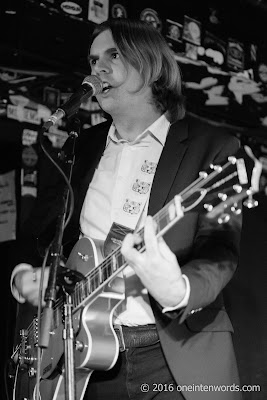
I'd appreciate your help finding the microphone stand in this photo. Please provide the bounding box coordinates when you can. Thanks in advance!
[39,118,81,400]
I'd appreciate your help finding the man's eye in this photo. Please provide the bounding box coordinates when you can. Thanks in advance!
[111,52,119,59]
[89,59,97,66]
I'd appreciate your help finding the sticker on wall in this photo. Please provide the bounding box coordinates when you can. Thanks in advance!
[44,126,69,148]
[88,0,109,24]
[198,31,226,67]
[22,129,38,147]
[140,8,162,31]
[21,170,38,198]
[185,42,198,61]
[22,146,38,168]
[7,104,41,125]
[226,39,245,71]
[60,1,83,16]
[165,19,184,54]
[257,62,267,84]
[250,44,257,64]
[166,19,183,43]
[43,86,61,108]
[0,170,16,242]
[182,15,201,46]
[111,3,127,18]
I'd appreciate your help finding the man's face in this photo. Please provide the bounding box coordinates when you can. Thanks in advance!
[89,29,148,117]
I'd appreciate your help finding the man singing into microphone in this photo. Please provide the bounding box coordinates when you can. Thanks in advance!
[11,19,242,400]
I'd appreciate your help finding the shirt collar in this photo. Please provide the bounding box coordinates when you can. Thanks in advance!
[107,114,170,147]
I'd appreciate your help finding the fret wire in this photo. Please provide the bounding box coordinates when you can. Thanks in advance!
[71,163,233,304]
[71,200,182,303]
[84,279,89,298]
[79,283,84,302]
[15,199,190,351]
[53,308,57,329]
[74,290,78,307]
[71,291,75,308]
[78,284,82,304]
[80,281,84,301]
[83,281,86,299]
[19,164,233,352]
[75,287,79,305]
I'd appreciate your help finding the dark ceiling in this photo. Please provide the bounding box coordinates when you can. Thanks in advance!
[1,0,267,116]
[1,0,267,75]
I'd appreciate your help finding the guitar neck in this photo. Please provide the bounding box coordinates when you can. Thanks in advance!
[71,155,242,311]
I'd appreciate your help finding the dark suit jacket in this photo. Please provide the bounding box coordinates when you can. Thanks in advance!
[16,115,243,400]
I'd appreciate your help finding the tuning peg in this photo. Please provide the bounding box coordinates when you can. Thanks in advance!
[243,188,258,209]
[199,171,208,178]
[231,203,242,215]
[210,164,222,172]
[204,203,213,212]
[19,329,28,337]
[218,192,227,201]
[233,184,243,194]
[28,367,37,377]
[218,213,230,224]
[228,156,237,164]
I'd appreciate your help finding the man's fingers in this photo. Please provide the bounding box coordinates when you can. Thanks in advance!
[144,216,159,255]
[158,237,177,262]
[121,233,143,266]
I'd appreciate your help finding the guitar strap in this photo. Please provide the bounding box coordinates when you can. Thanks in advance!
[103,156,161,257]
[104,221,133,257]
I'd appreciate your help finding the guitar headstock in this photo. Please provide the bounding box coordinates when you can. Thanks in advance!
[181,145,263,223]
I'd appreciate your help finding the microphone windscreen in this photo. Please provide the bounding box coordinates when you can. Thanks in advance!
[82,75,103,95]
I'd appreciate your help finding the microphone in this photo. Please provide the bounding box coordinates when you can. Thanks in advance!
[42,75,103,130]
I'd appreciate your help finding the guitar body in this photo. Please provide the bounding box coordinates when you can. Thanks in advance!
[13,237,125,400]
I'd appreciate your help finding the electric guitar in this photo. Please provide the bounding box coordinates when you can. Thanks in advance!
[11,146,262,400]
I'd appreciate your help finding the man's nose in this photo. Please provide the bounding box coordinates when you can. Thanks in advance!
[94,59,111,74]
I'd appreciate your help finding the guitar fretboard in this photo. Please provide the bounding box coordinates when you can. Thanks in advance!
[70,157,236,310]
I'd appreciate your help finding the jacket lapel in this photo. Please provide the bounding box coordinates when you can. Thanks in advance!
[75,123,110,218]
[63,122,110,245]
[148,118,189,216]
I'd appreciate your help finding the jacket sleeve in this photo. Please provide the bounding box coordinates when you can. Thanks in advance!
[159,134,244,322]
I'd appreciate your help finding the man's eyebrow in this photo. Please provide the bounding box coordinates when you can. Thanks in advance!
[88,47,118,60]
[88,55,98,61]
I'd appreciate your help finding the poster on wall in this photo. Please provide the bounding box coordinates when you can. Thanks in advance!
[0,170,16,243]
[226,39,245,71]
[182,15,201,46]
[21,129,39,198]
[165,19,184,54]
[111,3,127,18]
[140,8,162,31]
[166,19,183,43]
[198,31,226,68]
[88,0,109,24]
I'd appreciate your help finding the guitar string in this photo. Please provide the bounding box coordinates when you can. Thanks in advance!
[44,159,235,317]
[72,159,237,306]
[17,170,203,346]
[19,159,236,348]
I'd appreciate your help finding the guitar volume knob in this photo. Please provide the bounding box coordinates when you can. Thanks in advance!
[77,252,89,262]
[28,367,37,377]
[218,213,230,224]
[243,189,258,208]
[75,340,84,352]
